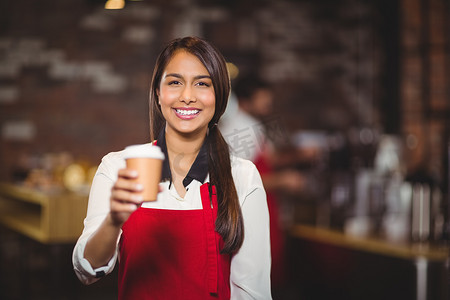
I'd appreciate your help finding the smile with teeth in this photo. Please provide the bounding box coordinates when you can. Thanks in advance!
[175,108,200,116]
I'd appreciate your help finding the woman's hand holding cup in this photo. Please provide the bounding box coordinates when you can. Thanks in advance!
[109,144,165,227]
[109,168,144,227]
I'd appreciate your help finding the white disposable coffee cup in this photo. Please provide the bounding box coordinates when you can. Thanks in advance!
[123,144,165,201]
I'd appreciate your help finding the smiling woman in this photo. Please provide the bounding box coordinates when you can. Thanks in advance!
[72,36,272,300]
[158,50,216,137]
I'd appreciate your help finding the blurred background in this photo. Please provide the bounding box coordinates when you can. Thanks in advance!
[0,0,449,299]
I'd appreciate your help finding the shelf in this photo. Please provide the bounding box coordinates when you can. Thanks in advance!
[0,183,88,244]
[0,213,43,241]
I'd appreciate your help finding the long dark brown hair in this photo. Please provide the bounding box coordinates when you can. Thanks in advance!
[148,36,244,254]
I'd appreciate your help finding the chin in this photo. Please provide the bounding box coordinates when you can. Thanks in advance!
[174,125,208,137]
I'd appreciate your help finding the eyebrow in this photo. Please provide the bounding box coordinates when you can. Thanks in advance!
[164,73,211,80]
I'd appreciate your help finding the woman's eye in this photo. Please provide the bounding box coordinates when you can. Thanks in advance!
[168,80,181,85]
[196,81,210,87]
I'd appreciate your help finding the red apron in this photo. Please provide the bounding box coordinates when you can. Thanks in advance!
[254,150,285,289]
[118,183,231,300]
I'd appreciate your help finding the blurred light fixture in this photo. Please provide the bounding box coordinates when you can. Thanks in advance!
[105,0,125,9]
[226,62,239,80]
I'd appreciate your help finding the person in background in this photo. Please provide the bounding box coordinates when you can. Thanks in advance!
[220,75,306,294]
[73,37,272,299]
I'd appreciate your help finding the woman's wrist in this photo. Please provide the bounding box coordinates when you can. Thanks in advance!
[105,212,124,230]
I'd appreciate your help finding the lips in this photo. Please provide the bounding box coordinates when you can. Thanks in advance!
[173,108,201,119]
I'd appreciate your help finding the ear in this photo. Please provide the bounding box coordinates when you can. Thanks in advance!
[156,89,161,105]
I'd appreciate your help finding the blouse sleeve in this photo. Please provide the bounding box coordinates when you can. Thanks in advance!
[72,152,124,285]
[230,159,272,299]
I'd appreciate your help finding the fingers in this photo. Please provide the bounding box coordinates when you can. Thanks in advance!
[111,188,143,205]
[111,168,144,206]
[114,178,143,195]
[109,169,144,226]
[112,169,165,206]
[110,196,140,213]
[117,168,139,180]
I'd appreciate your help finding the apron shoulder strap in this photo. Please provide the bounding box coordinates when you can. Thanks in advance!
[200,183,219,294]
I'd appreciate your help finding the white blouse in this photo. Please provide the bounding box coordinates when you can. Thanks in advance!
[72,149,272,299]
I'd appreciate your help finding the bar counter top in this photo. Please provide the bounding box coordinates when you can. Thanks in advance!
[290,224,449,261]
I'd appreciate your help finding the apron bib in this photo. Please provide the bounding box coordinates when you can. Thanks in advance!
[118,183,231,300]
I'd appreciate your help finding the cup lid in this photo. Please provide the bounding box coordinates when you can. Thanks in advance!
[123,144,165,160]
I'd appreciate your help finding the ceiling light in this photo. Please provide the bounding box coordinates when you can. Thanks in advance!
[105,0,125,9]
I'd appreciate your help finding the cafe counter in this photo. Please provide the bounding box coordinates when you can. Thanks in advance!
[287,224,449,300]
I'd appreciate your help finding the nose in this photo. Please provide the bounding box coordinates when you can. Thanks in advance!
[180,86,196,104]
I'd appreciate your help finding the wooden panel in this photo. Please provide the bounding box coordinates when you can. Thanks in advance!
[0,183,88,244]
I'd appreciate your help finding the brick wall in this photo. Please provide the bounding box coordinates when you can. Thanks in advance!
[0,0,413,183]
[400,0,449,187]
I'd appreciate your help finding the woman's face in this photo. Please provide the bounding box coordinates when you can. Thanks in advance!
[158,50,216,138]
